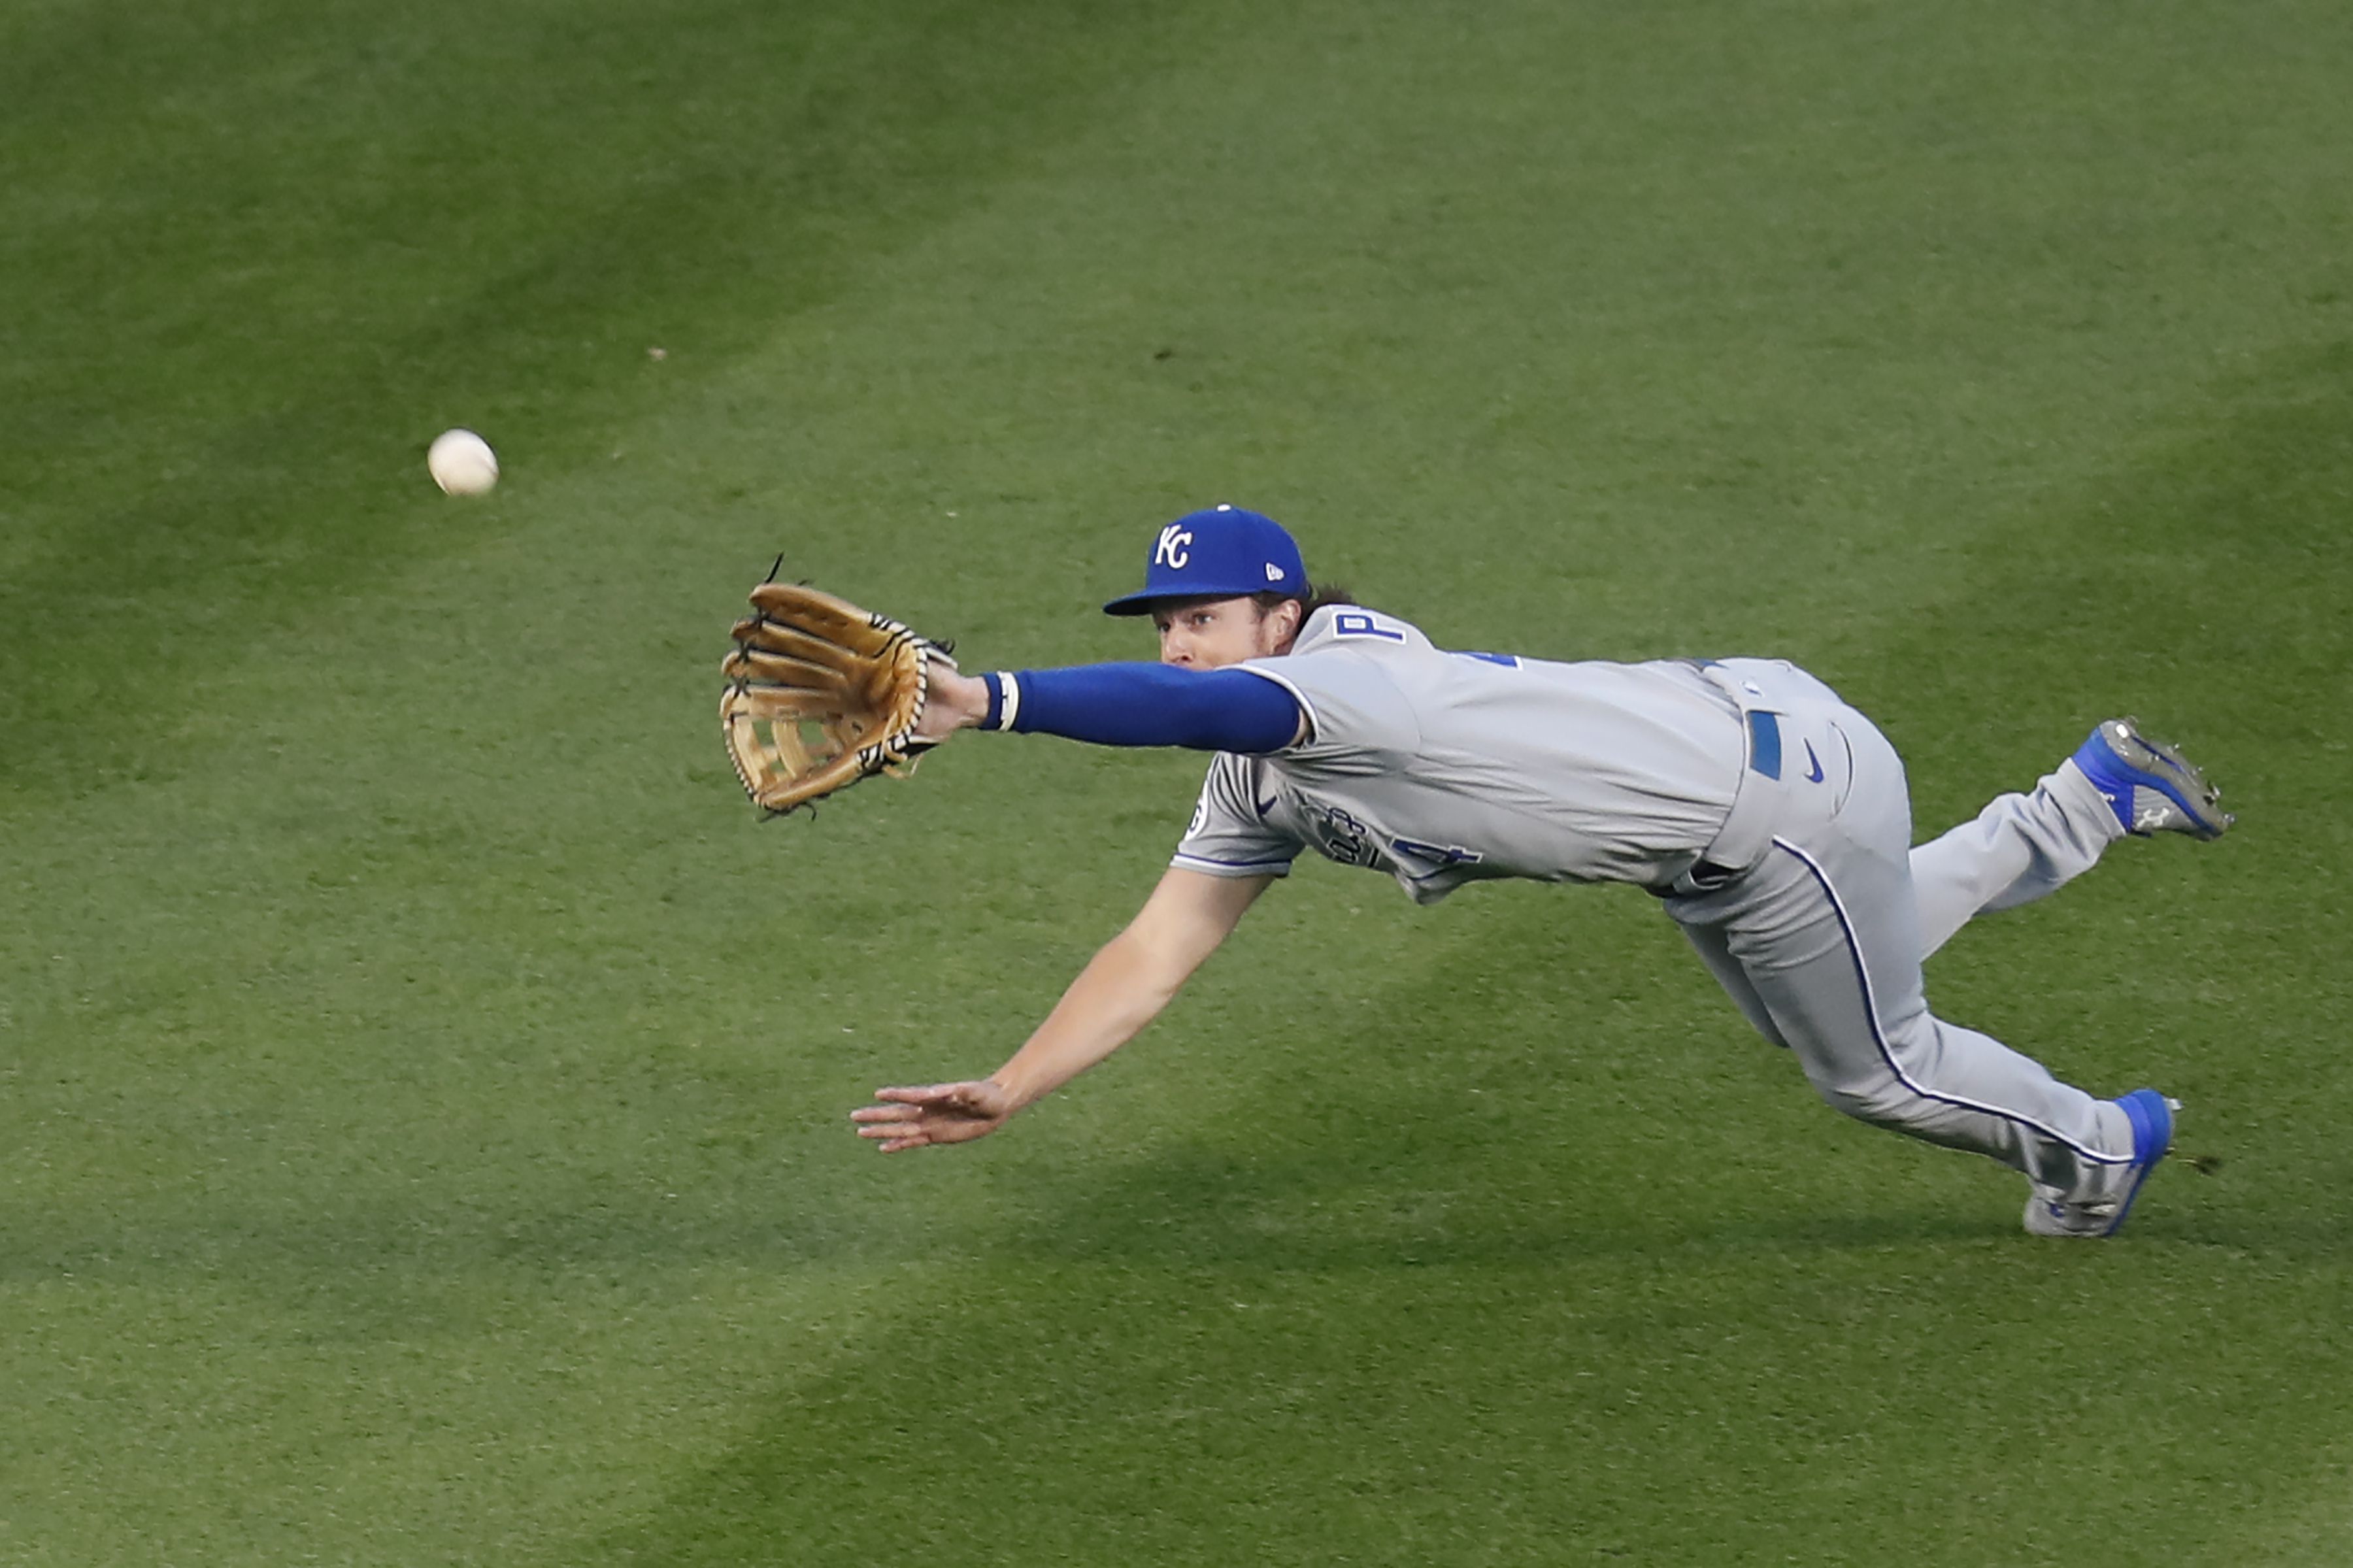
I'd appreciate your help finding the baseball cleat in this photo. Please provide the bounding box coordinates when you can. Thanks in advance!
[2071,718,2233,839]
[2023,1089,2177,1239]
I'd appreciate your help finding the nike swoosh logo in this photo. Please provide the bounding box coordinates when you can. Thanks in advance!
[1255,795,1279,818]
[1803,742,1825,784]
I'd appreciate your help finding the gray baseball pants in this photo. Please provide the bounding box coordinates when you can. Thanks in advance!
[1663,661,2142,1203]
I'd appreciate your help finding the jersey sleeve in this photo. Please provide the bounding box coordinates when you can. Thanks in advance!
[1171,754,1301,878]
[1233,646,1423,772]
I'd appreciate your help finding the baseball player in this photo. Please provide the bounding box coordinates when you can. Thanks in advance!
[851,507,2232,1237]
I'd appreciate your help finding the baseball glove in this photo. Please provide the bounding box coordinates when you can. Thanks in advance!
[720,579,957,816]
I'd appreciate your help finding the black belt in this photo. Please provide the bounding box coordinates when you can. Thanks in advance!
[1648,858,1740,897]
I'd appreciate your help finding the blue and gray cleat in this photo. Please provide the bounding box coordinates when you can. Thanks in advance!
[2024,1089,2177,1239]
[2072,718,2233,839]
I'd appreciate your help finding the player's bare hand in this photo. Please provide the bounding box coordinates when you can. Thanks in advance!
[914,669,990,744]
[851,1080,1018,1152]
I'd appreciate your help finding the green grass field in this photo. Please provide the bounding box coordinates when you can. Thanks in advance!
[6,1,2351,1561]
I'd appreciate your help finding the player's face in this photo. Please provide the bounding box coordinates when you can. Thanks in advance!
[1152,597,1293,669]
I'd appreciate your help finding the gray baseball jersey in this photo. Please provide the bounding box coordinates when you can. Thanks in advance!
[1171,603,2160,1215]
[1172,604,1750,901]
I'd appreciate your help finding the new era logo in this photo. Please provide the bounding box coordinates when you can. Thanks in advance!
[1265,562,1284,581]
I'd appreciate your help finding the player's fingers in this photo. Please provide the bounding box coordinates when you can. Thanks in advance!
[869,1084,956,1105]
[850,1103,920,1124]
[878,1082,1005,1116]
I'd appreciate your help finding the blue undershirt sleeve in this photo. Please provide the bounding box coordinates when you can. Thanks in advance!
[979,664,1301,754]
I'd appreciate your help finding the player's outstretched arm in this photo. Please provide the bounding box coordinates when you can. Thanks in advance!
[915,664,1306,752]
[851,867,1272,1152]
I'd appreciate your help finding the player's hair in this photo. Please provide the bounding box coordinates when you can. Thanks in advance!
[1255,582,1356,622]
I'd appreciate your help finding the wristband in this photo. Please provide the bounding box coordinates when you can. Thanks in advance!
[981,671,1022,732]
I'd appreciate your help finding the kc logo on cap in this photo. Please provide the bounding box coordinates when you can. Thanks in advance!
[1104,505,1309,616]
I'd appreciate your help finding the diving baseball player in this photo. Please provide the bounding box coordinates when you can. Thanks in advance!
[850,507,2232,1237]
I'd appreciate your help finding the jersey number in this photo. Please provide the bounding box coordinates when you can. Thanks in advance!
[1330,612,1406,642]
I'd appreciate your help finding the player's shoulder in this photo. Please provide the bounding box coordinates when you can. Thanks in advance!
[1283,604,1541,679]
[1237,606,1432,755]
[1287,603,1436,656]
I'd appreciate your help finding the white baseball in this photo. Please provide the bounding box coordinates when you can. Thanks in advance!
[427,428,499,495]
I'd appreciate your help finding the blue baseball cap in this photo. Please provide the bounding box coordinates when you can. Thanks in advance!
[1102,505,1309,616]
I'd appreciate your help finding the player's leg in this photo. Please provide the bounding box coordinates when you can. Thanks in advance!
[1677,922,1788,1048]
[1721,829,2142,1198]
[1911,719,2232,958]
[1668,703,2160,1216]
[1908,758,2118,959]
